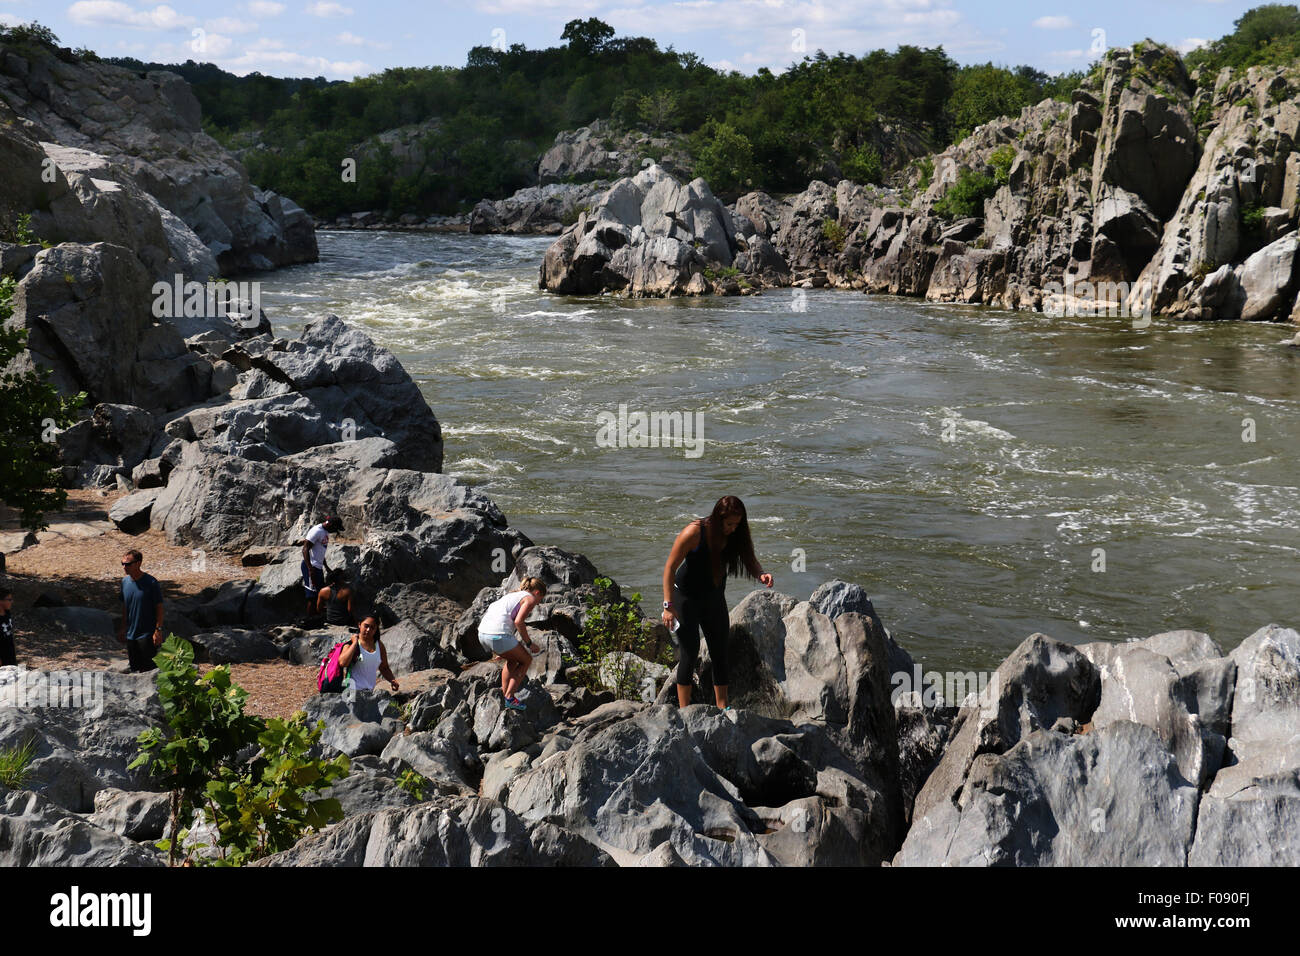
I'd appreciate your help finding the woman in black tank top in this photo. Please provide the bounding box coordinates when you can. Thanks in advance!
[661,495,774,710]
[316,569,355,627]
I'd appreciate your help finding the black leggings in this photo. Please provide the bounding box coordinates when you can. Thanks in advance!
[674,587,728,686]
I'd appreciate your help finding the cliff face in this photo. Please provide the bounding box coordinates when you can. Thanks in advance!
[0,41,316,274]
[771,43,1300,321]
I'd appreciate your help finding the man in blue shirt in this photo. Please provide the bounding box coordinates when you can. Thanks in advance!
[117,549,164,672]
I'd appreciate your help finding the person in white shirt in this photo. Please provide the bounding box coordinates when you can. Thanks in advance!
[339,615,398,692]
[299,516,342,620]
[477,577,546,711]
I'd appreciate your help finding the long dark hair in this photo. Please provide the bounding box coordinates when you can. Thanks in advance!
[702,495,758,582]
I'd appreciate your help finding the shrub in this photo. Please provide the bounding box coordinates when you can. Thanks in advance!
[575,577,672,701]
[1241,201,1265,233]
[988,144,1016,185]
[840,143,883,185]
[916,157,935,191]
[396,768,429,801]
[130,637,349,866]
[0,274,85,531]
[821,218,847,252]
[933,167,997,219]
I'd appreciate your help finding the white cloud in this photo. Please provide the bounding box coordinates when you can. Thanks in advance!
[247,0,286,15]
[305,1,352,16]
[0,12,29,26]
[206,17,257,34]
[68,1,195,30]
[149,36,365,77]
[1033,15,1076,30]
[1178,37,1208,54]
[336,31,390,49]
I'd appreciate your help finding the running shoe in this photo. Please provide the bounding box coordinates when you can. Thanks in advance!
[504,696,527,711]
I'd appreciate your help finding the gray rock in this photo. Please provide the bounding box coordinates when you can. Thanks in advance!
[0,669,163,812]
[908,633,1099,830]
[379,732,478,796]
[0,788,162,865]
[895,721,1199,866]
[190,627,281,665]
[87,787,170,841]
[303,689,401,758]
[109,488,160,534]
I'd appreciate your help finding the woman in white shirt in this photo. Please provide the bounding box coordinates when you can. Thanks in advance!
[339,615,399,692]
[477,577,546,710]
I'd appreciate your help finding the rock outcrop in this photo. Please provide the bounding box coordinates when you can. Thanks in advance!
[0,40,316,272]
[540,164,790,296]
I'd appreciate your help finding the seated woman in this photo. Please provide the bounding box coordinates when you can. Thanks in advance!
[315,569,355,627]
[338,615,398,693]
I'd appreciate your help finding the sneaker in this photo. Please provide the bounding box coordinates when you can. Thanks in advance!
[503,696,527,711]
[513,687,531,701]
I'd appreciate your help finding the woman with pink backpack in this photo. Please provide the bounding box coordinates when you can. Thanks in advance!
[318,615,399,693]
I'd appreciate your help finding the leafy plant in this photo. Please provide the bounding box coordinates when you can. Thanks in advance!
[1241,201,1266,233]
[933,167,998,219]
[821,217,847,252]
[396,768,429,801]
[575,577,671,701]
[916,157,935,191]
[840,142,882,185]
[0,737,38,789]
[988,144,1016,185]
[131,637,349,866]
[0,275,86,532]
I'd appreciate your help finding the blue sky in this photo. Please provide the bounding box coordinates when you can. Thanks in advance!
[0,0,1267,79]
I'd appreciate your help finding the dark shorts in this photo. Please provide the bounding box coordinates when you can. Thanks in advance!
[0,632,15,667]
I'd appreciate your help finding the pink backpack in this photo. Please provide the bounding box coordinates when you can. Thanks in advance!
[317,640,352,693]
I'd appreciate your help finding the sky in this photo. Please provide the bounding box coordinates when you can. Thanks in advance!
[0,0,1270,80]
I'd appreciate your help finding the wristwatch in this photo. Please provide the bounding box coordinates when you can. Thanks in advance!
[662,601,673,610]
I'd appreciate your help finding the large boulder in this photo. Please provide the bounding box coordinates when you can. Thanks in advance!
[0,789,162,865]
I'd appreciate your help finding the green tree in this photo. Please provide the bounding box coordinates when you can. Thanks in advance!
[561,17,615,56]
[0,275,84,532]
[947,63,1034,141]
[638,89,679,132]
[693,120,757,195]
[131,636,349,866]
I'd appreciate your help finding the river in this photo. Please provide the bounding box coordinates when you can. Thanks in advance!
[254,230,1300,673]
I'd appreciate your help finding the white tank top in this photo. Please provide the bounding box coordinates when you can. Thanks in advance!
[351,642,380,690]
[479,591,528,635]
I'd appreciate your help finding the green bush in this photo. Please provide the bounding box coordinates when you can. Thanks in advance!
[1241,201,1266,233]
[0,274,85,531]
[821,217,847,252]
[130,637,350,866]
[576,577,671,701]
[933,167,997,219]
[840,143,883,185]
[988,144,1016,185]
[916,157,935,190]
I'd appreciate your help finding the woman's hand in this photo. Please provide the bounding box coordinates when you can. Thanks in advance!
[661,609,677,630]
[389,678,399,692]
[760,573,774,589]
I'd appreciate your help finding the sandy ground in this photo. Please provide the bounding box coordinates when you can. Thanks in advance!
[1,488,318,718]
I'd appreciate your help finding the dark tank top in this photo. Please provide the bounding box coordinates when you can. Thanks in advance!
[675,519,723,597]
[325,589,351,626]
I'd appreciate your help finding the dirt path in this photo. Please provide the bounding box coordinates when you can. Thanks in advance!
[2,489,317,717]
